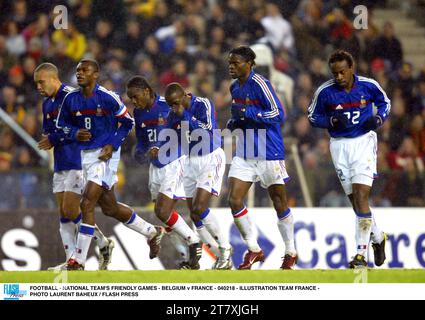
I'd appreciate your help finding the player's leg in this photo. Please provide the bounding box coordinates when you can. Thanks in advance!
[98,187,165,259]
[155,193,202,269]
[187,197,220,258]
[350,132,386,268]
[190,148,232,269]
[50,171,82,270]
[228,177,264,270]
[195,189,233,269]
[268,184,297,270]
[67,181,104,270]
[63,169,115,270]
[52,192,76,269]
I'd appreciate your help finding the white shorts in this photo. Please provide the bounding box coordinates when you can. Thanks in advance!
[81,148,120,190]
[228,156,290,189]
[330,131,378,195]
[149,156,186,201]
[184,148,226,198]
[53,170,84,194]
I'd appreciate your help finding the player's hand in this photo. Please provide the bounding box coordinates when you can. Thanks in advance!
[363,116,382,131]
[148,147,159,160]
[76,129,92,142]
[331,113,350,129]
[231,105,246,119]
[99,144,113,161]
[38,135,53,150]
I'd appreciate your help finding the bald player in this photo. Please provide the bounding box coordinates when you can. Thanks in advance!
[34,63,114,270]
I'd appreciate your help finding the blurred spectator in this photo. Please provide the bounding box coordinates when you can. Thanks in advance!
[94,19,113,51]
[189,59,215,94]
[0,35,18,69]
[159,58,189,90]
[103,56,131,93]
[308,57,328,88]
[5,20,26,57]
[0,128,15,172]
[116,20,143,58]
[21,14,49,53]
[326,8,354,51]
[371,21,403,71]
[260,3,295,52]
[143,35,168,73]
[388,96,410,150]
[388,136,425,171]
[52,22,87,61]
[12,0,30,30]
[251,43,294,110]
[412,78,425,115]
[409,114,425,156]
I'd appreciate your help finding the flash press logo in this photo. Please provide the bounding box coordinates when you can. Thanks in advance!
[3,284,27,300]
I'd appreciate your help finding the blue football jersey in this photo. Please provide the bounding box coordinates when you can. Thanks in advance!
[57,84,134,150]
[230,70,286,160]
[308,75,391,138]
[175,94,221,156]
[134,95,181,168]
[42,84,81,172]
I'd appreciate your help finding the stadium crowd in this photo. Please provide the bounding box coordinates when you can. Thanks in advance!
[0,0,424,209]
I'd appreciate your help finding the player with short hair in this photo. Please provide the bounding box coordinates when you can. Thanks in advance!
[308,49,389,268]
[57,60,164,270]
[164,82,232,270]
[126,76,203,270]
[34,62,114,270]
[227,46,297,270]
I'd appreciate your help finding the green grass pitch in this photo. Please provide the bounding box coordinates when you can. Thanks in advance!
[1,269,424,283]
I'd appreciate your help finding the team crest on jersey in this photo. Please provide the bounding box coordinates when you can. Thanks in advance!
[360,96,367,107]
[96,105,103,116]
[158,114,165,125]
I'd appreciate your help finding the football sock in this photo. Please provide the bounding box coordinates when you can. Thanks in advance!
[93,225,109,249]
[59,217,76,261]
[232,207,261,253]
[74,223,95,265]
[124,212,157,239]
[277,209,297,256]
[166,211,200,245]
[355,212,373,257]
[195,220,220,256]
[371,214,384,244]
[200,208,231,250]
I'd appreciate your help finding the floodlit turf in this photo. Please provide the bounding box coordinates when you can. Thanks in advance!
[1,269,424,283]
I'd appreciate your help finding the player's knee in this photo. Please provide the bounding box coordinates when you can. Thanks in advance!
[228,194,243,211]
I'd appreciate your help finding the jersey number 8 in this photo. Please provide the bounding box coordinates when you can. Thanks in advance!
[84,117,92,129]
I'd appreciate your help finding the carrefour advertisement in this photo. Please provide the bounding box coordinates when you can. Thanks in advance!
[1,208,424,271]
